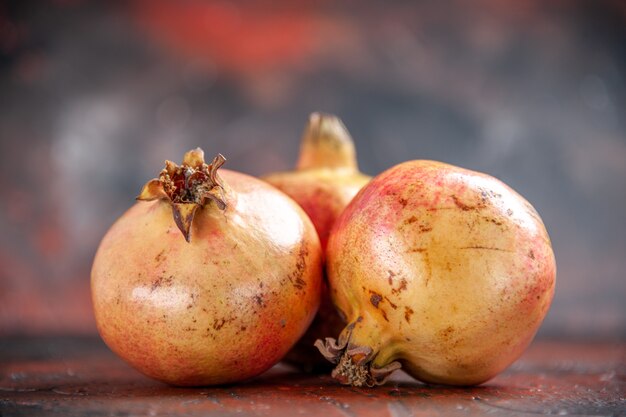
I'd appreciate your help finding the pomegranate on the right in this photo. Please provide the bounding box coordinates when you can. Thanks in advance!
[316,160,556,387]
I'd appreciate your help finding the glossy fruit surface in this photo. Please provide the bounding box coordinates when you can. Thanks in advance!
[264,113,370,371]
[92,149,322,386]
[317,160,556,386]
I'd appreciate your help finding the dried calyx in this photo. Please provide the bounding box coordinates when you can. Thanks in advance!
[315,325,402,387]
[137,148,227,242]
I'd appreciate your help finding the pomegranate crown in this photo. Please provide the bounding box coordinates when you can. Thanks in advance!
[296,112,359,172]
[137,148,227,242]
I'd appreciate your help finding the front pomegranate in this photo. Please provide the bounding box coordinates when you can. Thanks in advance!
[317,160,556,386]
[91,148,322,386]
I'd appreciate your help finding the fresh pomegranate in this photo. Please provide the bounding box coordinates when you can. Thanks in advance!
[316,160,556,386]
[91,148,322,386]
[263,113,370,371]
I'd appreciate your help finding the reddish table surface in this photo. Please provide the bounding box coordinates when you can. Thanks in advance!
[0,337,624,417]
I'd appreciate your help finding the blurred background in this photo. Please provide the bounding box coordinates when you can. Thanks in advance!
[0,0,624,340]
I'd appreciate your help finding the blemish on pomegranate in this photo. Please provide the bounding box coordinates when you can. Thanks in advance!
[289,243,309,290]
[418,224,433,233]
[507,208,514,216]
[212,318,227,331]
[369,292,382,308]
[460,246,511,252]
[399,198,408,207]
[384,296,398,309]
[408,247,426,253]
[405,216,418,224]
[380,309,389,322]
[391,278,408,295]
[529,250,535,260]
[451,195,473,211]
[254,294,265,307]
[441,326,454,338]
[154,249,166,262]
[484,216,503,226]
[404,307,414,323]
[150,275,174,291]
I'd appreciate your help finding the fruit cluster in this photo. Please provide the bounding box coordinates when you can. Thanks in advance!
[91,113,556,387]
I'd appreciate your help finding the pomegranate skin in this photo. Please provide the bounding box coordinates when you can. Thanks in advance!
[263,113,370,372]
[322,160,556,386]
[92,169,322,386]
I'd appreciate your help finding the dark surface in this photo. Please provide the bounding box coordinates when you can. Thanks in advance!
[0,337,624,417]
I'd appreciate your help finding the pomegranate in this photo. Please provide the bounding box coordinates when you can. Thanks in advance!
[316,160,556,386]
[91,148,322,386]
[263,113,370,371]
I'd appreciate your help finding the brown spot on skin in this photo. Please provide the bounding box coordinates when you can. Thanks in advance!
[289,243,309,290]
[460,246,512,252]
[254,295,265,306]
[484,216,503,226]
[150,275,174,291]
[154,249,166,262]
[451,195,472,211]
[423,251,432,286]
[384,297,398,309]
[240,326,247,331]
[380,309,389,322]
[344,316,363,332]
[408,248,426,253]
[399,198,408,207]
[213,318,227,331]
[405,216,418,224]
[294,277,307,290]
[418,224,433,233]
[507,208,514,216]
[441,326,454,340]
[391,278,408,295]
[370,293,382,308]
[529,250,535,260]
[387,270,396,286]
[404,307,414,323]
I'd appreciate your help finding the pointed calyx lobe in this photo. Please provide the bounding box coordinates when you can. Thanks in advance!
[296,112,360,172]
[137,148,227,242]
